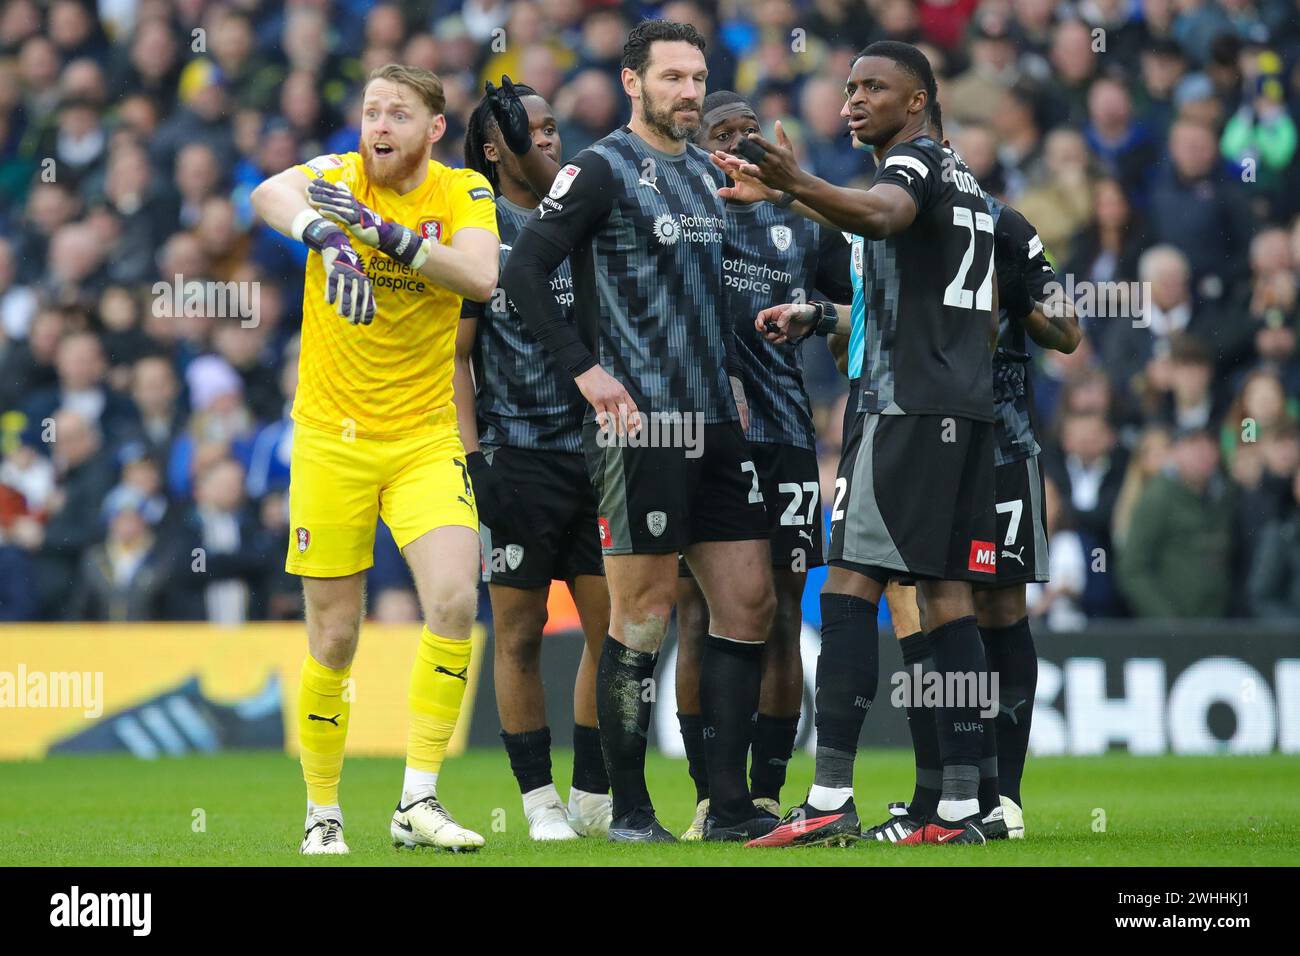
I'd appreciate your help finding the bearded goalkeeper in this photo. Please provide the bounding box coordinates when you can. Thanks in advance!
[251,64,500,855]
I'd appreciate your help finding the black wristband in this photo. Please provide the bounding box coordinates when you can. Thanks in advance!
[812,300,839,336]
[774,191,796,209]
[301,217,345,253]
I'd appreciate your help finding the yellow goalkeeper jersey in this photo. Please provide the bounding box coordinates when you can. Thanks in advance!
[291,151,498,439]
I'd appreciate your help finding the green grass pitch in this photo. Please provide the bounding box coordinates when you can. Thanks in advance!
[2,750,1297,866]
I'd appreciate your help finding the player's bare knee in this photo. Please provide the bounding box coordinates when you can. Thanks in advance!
[496,628,544,672]
[422,584,477,638]
[769,590,804,647]
[304,588,363,667]
[618,606,671,652]
[748,584,778,637]
[676,596,710,646]
[493,601,548,659]
[978,586,1026,629]
[919,580,975,627]
[307,616,360,669]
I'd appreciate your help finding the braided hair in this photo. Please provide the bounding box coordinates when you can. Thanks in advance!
[463,82,541,196]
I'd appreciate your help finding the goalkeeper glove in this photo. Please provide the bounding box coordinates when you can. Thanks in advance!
[484,75,533,157]
[994,229,1035,323]
[306,180,432,270]
[295,213,376,325]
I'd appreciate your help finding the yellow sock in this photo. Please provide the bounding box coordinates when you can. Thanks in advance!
[298,655,352,807]
[407,627,472,774]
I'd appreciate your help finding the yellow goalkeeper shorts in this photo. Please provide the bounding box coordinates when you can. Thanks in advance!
[285,410,478,578]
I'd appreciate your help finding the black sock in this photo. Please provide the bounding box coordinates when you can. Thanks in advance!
[571,723,609,795]
[700,634,763,823]
[898,630,941,819]
[500,726,553,795]
[750,713,799,801]
[677,712,709,802]
[928,615,986,808]
[978,714,999,816]
[595,637,656,819]
[813,592,878,793]
[981,616,1037,806]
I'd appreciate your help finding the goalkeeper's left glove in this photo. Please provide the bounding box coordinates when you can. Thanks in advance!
[485,75,533,156]
[294,213,376,325]
[306,179,432,270]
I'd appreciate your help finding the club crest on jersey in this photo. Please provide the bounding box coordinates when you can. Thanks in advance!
[419,219,442,241]
[549,164,580,199]
[646,511,668,538]
[968,540,996,574]
[769,225,793,252]
[504,544,524,571]
[652,214,680,246]
[701,170,716,193]
[296,527,311,553]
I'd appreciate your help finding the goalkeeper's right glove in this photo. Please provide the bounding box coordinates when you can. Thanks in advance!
[295,212,376,325]
[306,180,432,271]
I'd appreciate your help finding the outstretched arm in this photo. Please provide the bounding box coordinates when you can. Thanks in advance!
[712,121,917,238]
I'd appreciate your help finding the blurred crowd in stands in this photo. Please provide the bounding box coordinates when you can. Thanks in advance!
[1,0,1299,625]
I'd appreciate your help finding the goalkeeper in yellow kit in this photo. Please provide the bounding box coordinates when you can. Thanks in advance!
[251,64,500,855]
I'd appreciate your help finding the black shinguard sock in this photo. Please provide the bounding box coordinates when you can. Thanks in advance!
[928,615,987,806]
[700,634,763,823]
[813,593,878,792]
[981,616,1037,806]
[595,637,656,818]
[897,630,942,819]
[500,727,553,795]
[571,723,609,795]
[978,714,999,816]
[677,713,709,803]
[750,713,800,801]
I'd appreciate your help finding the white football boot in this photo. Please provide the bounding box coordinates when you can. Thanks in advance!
[391,794,485,851]
[680,798,710,841]
[300,812,349,856]
[523,785,580,841]
[1001,795,1025,839]
[567,787,613,838]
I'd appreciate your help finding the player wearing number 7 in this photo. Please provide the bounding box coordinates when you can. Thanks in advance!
[251,64,500,855]
[716,42,1000,847]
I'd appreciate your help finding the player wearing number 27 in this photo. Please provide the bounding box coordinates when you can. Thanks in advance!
[251,64,500,855]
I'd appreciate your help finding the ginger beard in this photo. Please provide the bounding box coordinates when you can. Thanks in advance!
[639,85,701,142]
[360,134,427,189]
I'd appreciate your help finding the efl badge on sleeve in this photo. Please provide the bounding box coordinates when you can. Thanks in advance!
[549,164,581,200]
